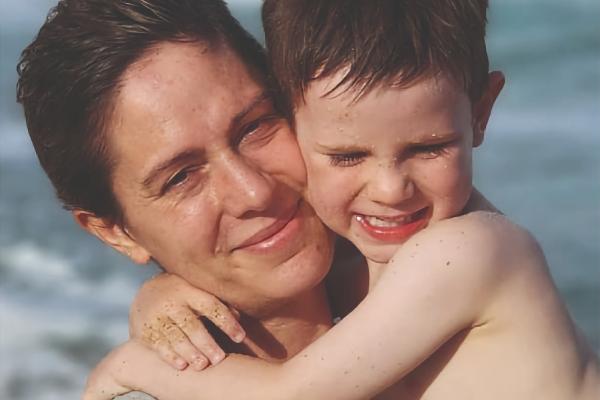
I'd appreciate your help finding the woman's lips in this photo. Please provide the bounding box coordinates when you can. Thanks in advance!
[354,207,429,243]
[234,201,302,253]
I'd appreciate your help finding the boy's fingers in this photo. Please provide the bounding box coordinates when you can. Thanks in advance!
[171,310,226,365]
[228,305,242,321]
[189,297,246,343]
[162,316,210,370]
[144,324,188,370]
[156,340,189,370]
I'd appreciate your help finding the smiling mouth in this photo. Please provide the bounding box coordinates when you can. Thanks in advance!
[354,207,429,242]
[234,201,301,251]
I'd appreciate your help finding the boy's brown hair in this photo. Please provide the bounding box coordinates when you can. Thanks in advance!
[262,0,489,118]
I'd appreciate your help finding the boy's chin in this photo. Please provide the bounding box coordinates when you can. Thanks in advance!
[355,242,399,265]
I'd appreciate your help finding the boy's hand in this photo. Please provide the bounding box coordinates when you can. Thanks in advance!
[129,273,246,371]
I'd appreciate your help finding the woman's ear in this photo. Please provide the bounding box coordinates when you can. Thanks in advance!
[72,210,151,265]
[472,70,505,147]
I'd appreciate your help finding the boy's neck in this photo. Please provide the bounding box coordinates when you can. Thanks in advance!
[365,259,388,290]
[234,283,332,362]
[464,188,499,214]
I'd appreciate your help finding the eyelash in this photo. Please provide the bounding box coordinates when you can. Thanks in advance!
[160,115,282,195]
[413,143,450,159]
[326,142,451,167]
[238,114,281,148]
[328,152,366,167]
[161,165,202,195]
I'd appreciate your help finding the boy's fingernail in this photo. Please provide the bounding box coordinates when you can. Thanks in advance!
[192,357,208,370]
[233,331,245,343]
[210,350,226,364]
[175,358,188,370]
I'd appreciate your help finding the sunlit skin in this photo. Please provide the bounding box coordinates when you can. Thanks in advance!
[295,71,487,273]
[82,48,600,400]
[105,42,333,313]
[84,45,599,400]
[75,41,334,366]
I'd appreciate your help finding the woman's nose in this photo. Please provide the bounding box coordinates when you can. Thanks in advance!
[213,153,276,218]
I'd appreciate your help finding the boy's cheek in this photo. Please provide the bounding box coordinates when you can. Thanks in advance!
[305,166,356,221]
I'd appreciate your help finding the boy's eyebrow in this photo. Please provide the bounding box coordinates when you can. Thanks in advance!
[409,131,462,144]
[314,132,462,153]
[313,142,370,153]
[141,149,205,190]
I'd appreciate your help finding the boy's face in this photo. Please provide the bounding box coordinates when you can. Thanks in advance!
[295,72,498,263]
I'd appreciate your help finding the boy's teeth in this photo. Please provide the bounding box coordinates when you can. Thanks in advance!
[363,215,411,227]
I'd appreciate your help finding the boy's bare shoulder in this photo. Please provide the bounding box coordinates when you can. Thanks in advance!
[413,211,541,258]
[392,211,547,287]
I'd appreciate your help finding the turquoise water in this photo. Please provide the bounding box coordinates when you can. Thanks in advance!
[1,1,598,398]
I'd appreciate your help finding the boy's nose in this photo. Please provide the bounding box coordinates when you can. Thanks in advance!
[366,165,414,206]
[213,153,275,218]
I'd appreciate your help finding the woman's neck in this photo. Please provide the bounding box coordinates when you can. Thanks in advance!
[236,283,333,362]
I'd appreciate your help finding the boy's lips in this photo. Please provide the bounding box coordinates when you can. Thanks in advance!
[354,207,429,243]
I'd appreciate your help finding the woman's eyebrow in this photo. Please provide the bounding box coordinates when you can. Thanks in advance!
[227,90,271,132]
[141,91,271,191]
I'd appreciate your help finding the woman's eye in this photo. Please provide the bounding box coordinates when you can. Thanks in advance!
[168,170,189,187]
[162,166,200,194]
[244,120,261,136]
[238,116,280,148]
[328,152,366,167]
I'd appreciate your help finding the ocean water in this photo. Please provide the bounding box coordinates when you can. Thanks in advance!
[1,0,598,399]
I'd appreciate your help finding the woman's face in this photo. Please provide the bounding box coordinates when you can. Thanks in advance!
[104,41,333,314]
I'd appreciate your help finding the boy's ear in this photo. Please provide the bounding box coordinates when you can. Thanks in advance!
[72,210,151,265]
[472,71,505,147]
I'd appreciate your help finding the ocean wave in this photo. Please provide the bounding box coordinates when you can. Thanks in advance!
[0,241,141,399]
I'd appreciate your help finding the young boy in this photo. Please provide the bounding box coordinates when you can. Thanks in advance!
[85,0,600,399]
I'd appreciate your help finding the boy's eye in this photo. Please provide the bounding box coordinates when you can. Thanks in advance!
[412,143,450,159]
[328,152,366,167]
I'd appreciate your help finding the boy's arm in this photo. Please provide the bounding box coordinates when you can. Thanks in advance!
[86,212,542,400]
[277,212,538,398]
[83,340,282,400]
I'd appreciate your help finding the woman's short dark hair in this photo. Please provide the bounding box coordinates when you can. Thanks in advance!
[17,0,266,222]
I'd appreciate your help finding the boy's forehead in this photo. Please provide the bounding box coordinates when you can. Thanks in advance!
[295,70,474,144]
[302,70,465,107]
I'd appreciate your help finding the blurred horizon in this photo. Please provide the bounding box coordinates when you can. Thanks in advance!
[1,1,599,399]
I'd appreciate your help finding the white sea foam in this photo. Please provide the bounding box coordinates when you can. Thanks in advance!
[1,241,140,304]
[0,241,140,399]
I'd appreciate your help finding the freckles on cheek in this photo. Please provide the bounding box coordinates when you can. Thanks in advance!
[306,170,355,226]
